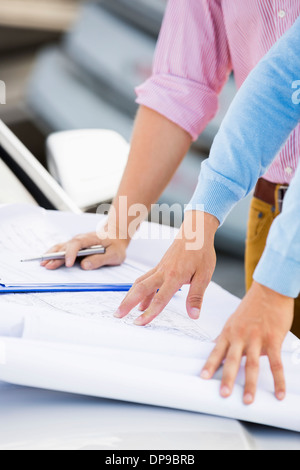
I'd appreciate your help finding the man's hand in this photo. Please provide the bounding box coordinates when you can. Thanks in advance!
[41,106,192,272]
[201,281,294,404]
[41,231,128,270]
[114,211,219,325]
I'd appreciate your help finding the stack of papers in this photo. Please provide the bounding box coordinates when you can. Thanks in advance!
[0,204,299,432]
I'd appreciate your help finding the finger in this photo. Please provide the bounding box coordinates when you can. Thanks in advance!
[62,233,102,268]
[220,342,244,398]
[41,260,51,267]
[80,245,123,270]
[43,239,87,269]
[64,240,88,268]
[186,273,208,319]
[132,268,157,284]
[134,278,182,326]
[41,244,66,267]
[80,254,106,270]
[139,293,155,311]
[114,273,163,319]
[130,271,157,310]
[44,243,66,255]
[41,234,103,270]
[201,338,229,380]
[243,342,261,405]
[43,259,66,270]
[115,269,157,311]
[268,347,286,401]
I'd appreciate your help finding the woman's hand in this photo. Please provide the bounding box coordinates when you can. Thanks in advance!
[201,281,294,404]
[41,231,129,271]
[114,211,219,325]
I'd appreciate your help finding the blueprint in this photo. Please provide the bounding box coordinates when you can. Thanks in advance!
[0,205,299,433]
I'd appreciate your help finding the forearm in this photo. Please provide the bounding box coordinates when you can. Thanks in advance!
[108,105,192,241]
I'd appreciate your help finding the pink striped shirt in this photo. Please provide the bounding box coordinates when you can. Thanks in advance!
[135,0,300,184]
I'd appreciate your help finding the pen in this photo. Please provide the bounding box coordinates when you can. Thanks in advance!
[20,245,106,263]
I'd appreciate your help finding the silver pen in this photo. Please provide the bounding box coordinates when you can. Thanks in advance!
[21,245,106,263]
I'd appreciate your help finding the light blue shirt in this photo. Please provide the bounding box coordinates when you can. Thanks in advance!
[187,16,300,298]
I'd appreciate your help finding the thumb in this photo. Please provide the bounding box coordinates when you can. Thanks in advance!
[186,273,208,319]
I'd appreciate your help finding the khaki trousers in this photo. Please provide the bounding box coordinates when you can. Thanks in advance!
[245,196,300,338]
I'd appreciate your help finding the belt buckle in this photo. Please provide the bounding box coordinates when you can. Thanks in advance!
[277,185,288,212]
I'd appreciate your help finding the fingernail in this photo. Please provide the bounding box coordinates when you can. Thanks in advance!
[244,393,253,405]
[65,258,72,267]
[82,261,92,270]
[114,309,122,318]
[220,386,231,398]
[190,308,200,319]
[276,391,285,401]
[201,369,210,380]
[134,317,144,326]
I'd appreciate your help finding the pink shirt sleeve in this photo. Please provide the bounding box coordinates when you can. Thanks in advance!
[135,0,232,141]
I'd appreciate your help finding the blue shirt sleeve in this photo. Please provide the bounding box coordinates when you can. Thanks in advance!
[187,16,300,225]
[254,163,300,297]
[186,15,300,297]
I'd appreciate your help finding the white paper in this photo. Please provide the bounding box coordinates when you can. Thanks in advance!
[0,335,299,432]
[0,204,299,432]
[0,205,147,286]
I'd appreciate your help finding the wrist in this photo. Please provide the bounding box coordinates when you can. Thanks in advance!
[179,211,219,251]
[183,210,219,238]
[98,220,131,247]
[251,280,293,304]
[203,211,220,236]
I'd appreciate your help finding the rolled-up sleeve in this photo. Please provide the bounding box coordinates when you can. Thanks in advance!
[135,0,231,141]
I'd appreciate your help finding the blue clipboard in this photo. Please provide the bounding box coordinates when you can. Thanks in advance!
[0,283,133,294]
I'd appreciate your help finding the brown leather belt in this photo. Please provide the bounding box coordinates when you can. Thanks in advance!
[254,178,289,212]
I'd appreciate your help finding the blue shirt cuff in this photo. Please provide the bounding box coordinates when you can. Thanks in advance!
[254,248,300,298]
[185,178,241,226]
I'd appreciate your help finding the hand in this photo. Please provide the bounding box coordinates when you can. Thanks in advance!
[41,231,129,270]
[201,281,294,404]
[114,211,219,325]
